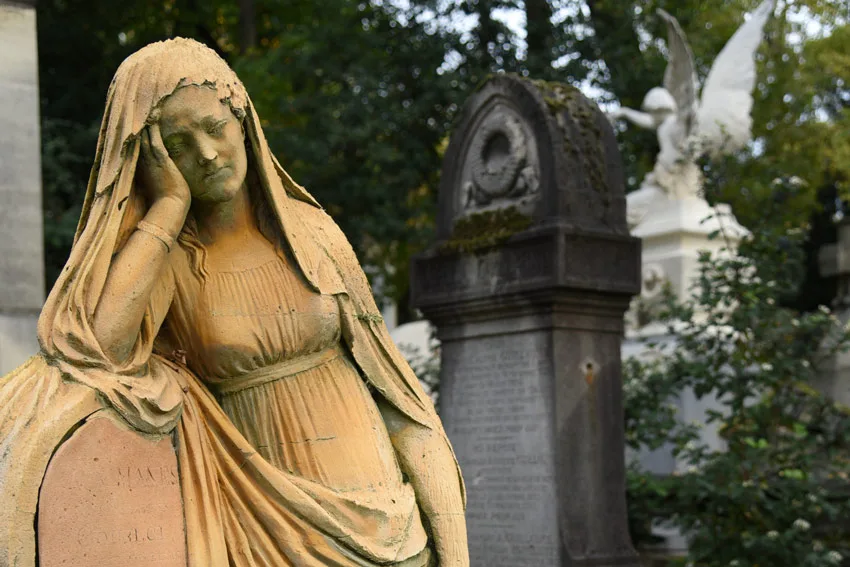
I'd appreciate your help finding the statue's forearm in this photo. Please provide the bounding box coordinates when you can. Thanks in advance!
[615,107,657,130]
[404,429,467,566]
[92,198,186,362]
[378,400,469,566]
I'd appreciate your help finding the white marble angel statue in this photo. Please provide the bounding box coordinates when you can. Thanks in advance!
[610,0,775,228]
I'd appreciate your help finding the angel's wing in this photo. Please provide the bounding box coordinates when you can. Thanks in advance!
[658,9,699,140]
[696,0,775,155]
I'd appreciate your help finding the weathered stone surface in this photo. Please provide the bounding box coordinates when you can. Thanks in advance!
[0,313,39,374]
[38,413,187,567]
[413,75,641,566]
[434,77,629,241]
[815,217,850,407]
[0,3,43,312]
[441,330,559,566]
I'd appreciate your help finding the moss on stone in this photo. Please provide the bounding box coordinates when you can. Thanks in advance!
[530,79,583,113]
[440,206,533,255]
[530,78,609,204]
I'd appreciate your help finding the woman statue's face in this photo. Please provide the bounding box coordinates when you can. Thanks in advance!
[158,85,248,205]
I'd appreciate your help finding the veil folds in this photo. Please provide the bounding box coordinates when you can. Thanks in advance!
[36,38,330,434]
[37,34,449,445]
[2,37,464,566]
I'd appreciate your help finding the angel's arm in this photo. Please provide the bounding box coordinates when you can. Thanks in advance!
[609,107,657,130]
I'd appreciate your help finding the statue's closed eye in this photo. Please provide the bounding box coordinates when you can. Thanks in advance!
[166,142,185,156]
[207,120,228,137]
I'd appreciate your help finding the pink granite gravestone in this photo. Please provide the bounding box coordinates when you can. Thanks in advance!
[38,412,187,566]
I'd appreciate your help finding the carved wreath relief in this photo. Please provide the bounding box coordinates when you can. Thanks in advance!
[459,106,540,215]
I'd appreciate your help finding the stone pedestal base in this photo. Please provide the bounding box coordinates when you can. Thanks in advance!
[627,196,747,337]
[813,309,850,407]
[440,325,558,565]
[632,197,746,301]
[437,306,641,567]
[624,196,747,554]
[414,226,642,567]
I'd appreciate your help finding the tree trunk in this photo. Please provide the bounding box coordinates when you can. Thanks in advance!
[583,0,646,107]
[525,0,554,79]
[239,0,257,54]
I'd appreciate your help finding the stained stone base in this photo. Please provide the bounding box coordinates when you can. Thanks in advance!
[436,303,639,567]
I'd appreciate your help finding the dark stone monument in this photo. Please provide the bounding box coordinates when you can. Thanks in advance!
[411,75,641,566]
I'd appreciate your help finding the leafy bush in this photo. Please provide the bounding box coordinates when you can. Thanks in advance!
[624,186,850,567]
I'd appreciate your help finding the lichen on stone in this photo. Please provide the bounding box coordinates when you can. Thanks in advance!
[440,206,533,255]
[530,79,610,204]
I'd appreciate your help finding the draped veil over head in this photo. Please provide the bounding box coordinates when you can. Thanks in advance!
[1,38,463,567]
[38,38,328,434]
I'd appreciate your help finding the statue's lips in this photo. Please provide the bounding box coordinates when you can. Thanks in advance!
[204,166,231,182]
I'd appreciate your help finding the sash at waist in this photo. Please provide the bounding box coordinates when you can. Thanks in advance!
[213,345,344,395]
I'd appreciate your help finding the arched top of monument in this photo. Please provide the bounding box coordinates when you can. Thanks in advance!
[436,75,627,247]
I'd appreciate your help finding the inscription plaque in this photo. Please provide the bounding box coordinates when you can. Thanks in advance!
[38,413,187,567]
[441,332,560,567]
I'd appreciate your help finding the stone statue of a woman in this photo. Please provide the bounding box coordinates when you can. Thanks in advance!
[0,38,468,567]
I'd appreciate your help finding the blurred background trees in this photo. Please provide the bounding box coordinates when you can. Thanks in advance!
[38,0,849,316]
[35,2,850,562]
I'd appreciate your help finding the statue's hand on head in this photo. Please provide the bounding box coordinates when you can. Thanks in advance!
[91,111,193,362]
[137,113,192,209]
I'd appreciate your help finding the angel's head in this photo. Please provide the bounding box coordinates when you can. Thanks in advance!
[641,87,677,127]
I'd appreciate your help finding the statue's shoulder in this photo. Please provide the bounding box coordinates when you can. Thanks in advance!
[288,195,327,220]
[285,194,368,292]
[288,196,348,244]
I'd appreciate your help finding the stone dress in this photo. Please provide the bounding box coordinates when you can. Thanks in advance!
[162,241,432,566]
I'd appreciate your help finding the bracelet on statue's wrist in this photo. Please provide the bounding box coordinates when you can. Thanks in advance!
[136,220,175,252]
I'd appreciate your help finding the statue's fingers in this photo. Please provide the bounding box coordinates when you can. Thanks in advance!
[147,121,169,162]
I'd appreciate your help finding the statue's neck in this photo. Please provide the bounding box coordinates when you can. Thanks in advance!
[192,183,256,245]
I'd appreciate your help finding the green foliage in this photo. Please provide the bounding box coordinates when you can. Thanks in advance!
[233,1,461,310]
[37,0,849,308]
[624,180,850,566]
[560,0,850,226]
